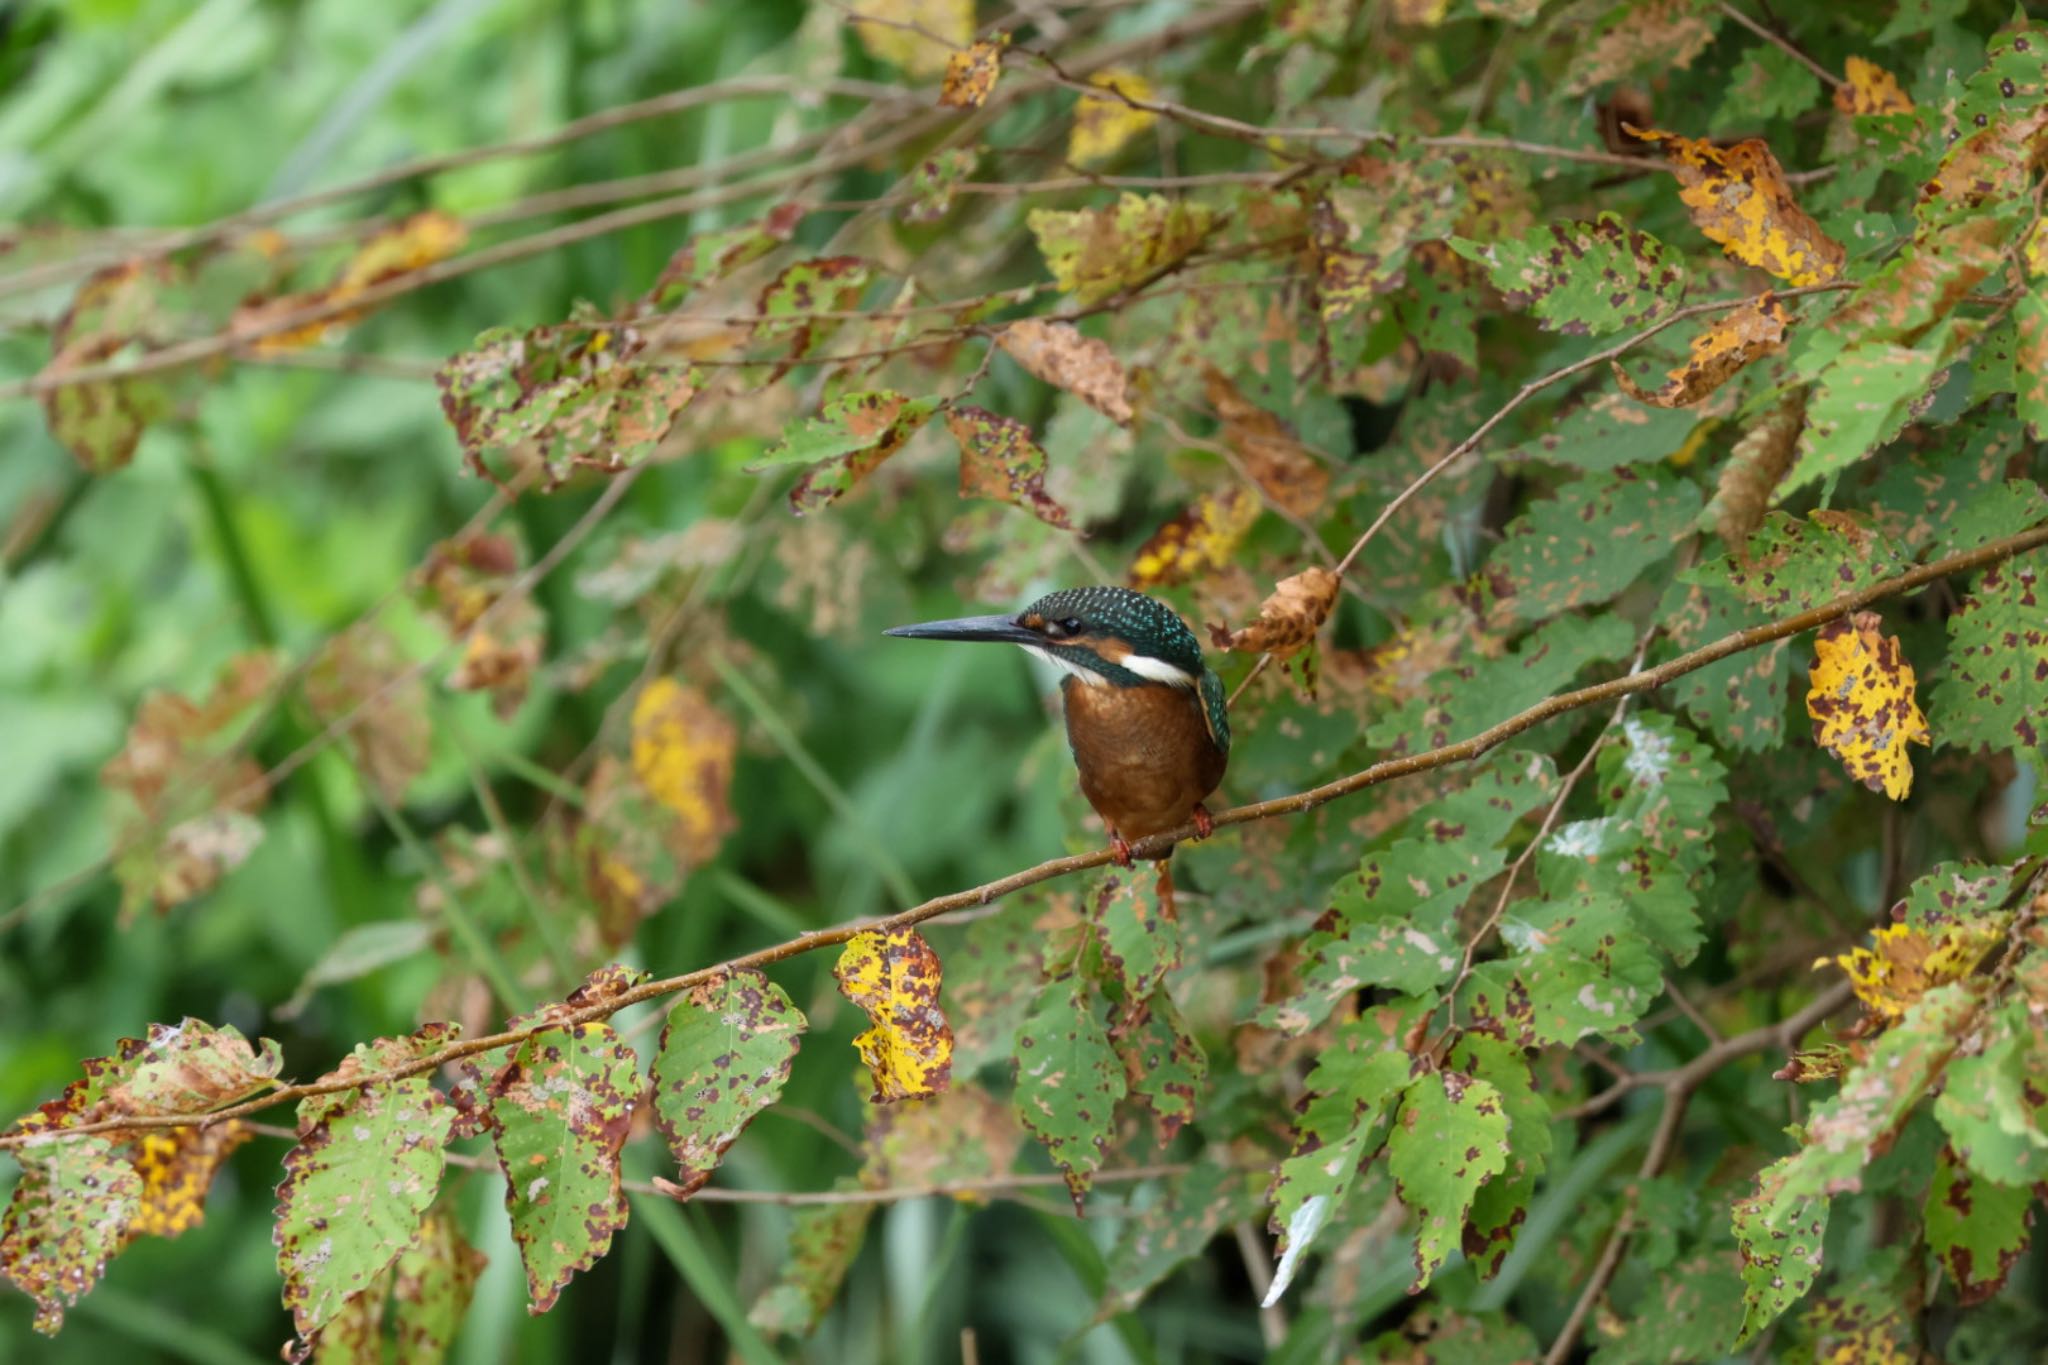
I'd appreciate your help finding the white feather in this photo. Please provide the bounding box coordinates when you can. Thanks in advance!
[1021,644,1107,686]
[1118,653,1196,687]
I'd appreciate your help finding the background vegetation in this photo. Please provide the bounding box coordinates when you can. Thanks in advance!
[2,0,2046,1362]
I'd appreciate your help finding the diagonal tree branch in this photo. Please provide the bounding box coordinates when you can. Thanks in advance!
[6,520,2043,1153]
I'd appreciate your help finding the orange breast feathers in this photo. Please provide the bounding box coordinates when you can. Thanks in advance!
[1058,677,1227,845]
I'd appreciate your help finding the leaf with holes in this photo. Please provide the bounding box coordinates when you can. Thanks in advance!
[946,405,1073,528]
[1387,1070,1510,1293]
[1613,293,1789,408]
[755,390,940,514]
[485,966,645,1313]
[652,969,807,1195]
[1490,469,1702,620]
[1450,213,1685,335]
[1029,194,1214,305]
[1632,127,1844,285]
[1732,1158,1828,1345]
[0,1136,143,1335]
[275,1026,457,1346]
[835,928,954,1102]
[1930,562,2048,757]
[1806,612,1929,801]
[1012,973,1125,1210]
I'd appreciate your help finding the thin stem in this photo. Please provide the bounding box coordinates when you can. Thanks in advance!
[1717,3,1844,90]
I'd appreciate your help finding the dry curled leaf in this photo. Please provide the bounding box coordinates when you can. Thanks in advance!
[1217,567,1339,657]
[1631,125,1845,286]
[1806,612,1930,800]
[1202,366,1329,518]
[1835,56,1914,116]
[1710,388,1807,551]
[997,318,1133,424]
[1613,292,1790,408]
[940,33,1008,108]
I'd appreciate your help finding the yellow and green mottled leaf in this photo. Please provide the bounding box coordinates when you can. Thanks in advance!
[1805,612,1929,801]
[835,927,955,1102]
[1028,194,1214,305]
[1451,212,1685,335]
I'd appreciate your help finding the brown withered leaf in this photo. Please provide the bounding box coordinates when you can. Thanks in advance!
[946,405,1073,528]
[303,624,430,805]
[939,33,1008,108]
[415,531,545,718]
[997,318,1133,424]
[1835,56,1914,116]
[1613,292,1790,408]
[1202,366,1329,517]
[1631,126,1845,285]
[1563,0,1718,95]
[1129,486,1260,588]
[1216,567,1339,657]
[39,262,180,474]
[1710,388,1807,550]
[238,211,466,353]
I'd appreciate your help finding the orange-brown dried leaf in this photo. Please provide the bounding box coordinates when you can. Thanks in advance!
[834,928,955,1102]
[939,33,1007,108]
[997,318,1133,424]
[304,624,430,804]
[1806,612,1930,800]
[1202,366,1329,518]
[239,211,466,352]
[1835,56,1914,116]
[1828,918,2007,1024]
[1632,126,1845,285]
[1219,567,1339,657]
[1129,487,1260,588]
[1613,292,1790,408]
[629,677,738,867]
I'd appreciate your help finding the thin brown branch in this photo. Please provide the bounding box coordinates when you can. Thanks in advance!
[6,523,2045,1152]
[1717,3,1845,90]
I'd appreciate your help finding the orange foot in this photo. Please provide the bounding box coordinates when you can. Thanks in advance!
[1109,830,1135,868]
[1191,803,1215,840]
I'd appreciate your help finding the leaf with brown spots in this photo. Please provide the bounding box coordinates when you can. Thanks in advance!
[1012,973,1125,1210]
[1780,317,1973,498]
[945,405,1073,529]
[1805,612,1929,801]
[835,927,955,1102]
[125,1123,253,1242]
[939,33,1007,109]
[1128,486,1260,588]
[101,650,281,919]
[1835,56,1914,115]
[1091,870,1181,1001]
[1614,292,1789,408]
[1827,918,2005,1025]
[1562,0,1720,94]
[1217,566,1338,658]
[860,1085,1023,1192]
[14,1018,283,1133]
[629,676,739,866]
[1202,366,1329,517]
[1387,1069,1510,1293]
[0,1136,142,1335]
[1027,194,1214,305]
[1489,468,1702,621]
[1101,1158,1260,1316]
[391,1209,486,1365]
[651,969,807,1195]
[1929,561,2048,757]
[1314,152,1466,318]
[996,318,1133,424]
[303,624,430,805]
[414,531,546,719]
[1450,212,1686,335]
[1933,998,2048,1188]
[753,255,871,372]
[1918,27,2048,225]
[640,203,805,312]
[38,261,181,473]
[275,1026,458,1350]
[1925,1142,2034,1306]
[1631,126,1845,285]
[754,390,941,514]
[485,966,647,1313]
[1732,1158,1828,1344]
[1112,989,1205,1147]
[1463,893,1662,1047]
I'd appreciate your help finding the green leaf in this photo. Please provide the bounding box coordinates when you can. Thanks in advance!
[1780,319,1972,497]
[1587,1251,1745,1365]
[1368,614,1636,755]
[20,1018,283,1129]
[642,204,804,311]
[1395,250,1478,368]
[1449,1034,1551,1279]
[1491,469,1703,620]
[390,1209,487,1365]
[1315,153,1466,318]
[1091,869,1181,1001]
[754,391,940,514]
[1926,1141,2036,1306]
[651,969,807,1196]
[0,1136,144,1335]
[1265,1001,1426,1304]
[1100,1159,1260,1317]
[1361,1310,1541,1363]
[1731,1157,1828,1345]
[1661,578,1792,752]
[275,1027,456,1344]
[1451,213,1685,335]
[1593,712,1729,882]
[1711,43,1822,127]
[1464,893,1663,1046]
[1687,511,1912,614]
[1930,560,2048,756]
[1012,973,1126,1209]
[746,1186,873,1337]
[486,968,644,1312]
[1932,997,2048,1187]
[1496,390,1701,471]
[753,255,870,363]
[1387,1069,1510,1292]
[1112,989,1205,1147]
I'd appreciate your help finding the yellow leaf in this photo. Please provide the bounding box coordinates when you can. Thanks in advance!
[127,1124,253,1241]
[834,927,955,1101]
[630,677,739,865]
[940,33,1007,108]
[1834,56,1914,116]
[1128,486,1260,587]
[1613,292,1790,408]
[1069,69,1156,164]
[239,211,467,352]
[1028,193,1212,304]
[1805,612,1930,800]
[851,0,973,80]
[1219,567,1340,657]
[1829,919,2006,1023]
[1630,126,1846,286]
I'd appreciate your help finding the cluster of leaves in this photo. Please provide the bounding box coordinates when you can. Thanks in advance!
[6,1,2048,1362]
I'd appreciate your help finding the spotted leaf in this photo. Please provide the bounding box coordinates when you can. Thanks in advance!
[641,203,805,311]
[237,211,465,352]
[1732,1158,1828,1344]
[1028,194,1213,305]
[1218,566,1338,657]
[946,405,1073,528]
[1128,486,1259,587]
[938,33,1007,108]
[1781,319,1973,497]
[1835,55,1914,115]
[629,676,739,866]
[126,1123,253,1242]
[0,1136,143,1335]
[1450,212,1685,335]
[1091,870,1181,1001]
[1614,293,1789,408]
[1828,919,2005,1024]
[391,1209,486,1365]
[996,318,1133,424]
[1930,561,2048,757]
[1316,154,1466,317]
[414,531,546,719]
[1464,893,1663,1046]
[1012,973,1125,1210]
[38,261,181,473]
[1932,998,2048,1188]
[1925,1143,2034,1306]
[1632,126,1845,285]
[1102,1159,1260,1316]
[1387,1070,1510,1293]
[1806,612,1929,801]
[747,1191,873,1336]
[651,969,807,1195]
[753,255,870,370]
[835,927,954,1102]
[1490,468,1702,621]
[755,390,940,514]
[1112,989,1204,1147]
[275,1026,457,1347]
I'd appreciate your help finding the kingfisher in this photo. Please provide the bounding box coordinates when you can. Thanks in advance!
[885,586,1230,866]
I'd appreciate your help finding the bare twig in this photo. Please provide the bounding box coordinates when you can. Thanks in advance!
[1717,3,1845,90]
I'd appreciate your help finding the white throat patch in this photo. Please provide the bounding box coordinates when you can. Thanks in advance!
[1020,644,1193,688]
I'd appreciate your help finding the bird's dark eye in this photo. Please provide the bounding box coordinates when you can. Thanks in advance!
[1060,617,1083,634]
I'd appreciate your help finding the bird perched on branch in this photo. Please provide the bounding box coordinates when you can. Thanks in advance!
[886,586,1230,866]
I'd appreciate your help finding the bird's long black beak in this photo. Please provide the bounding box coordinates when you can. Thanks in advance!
[883,613,1042,646]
